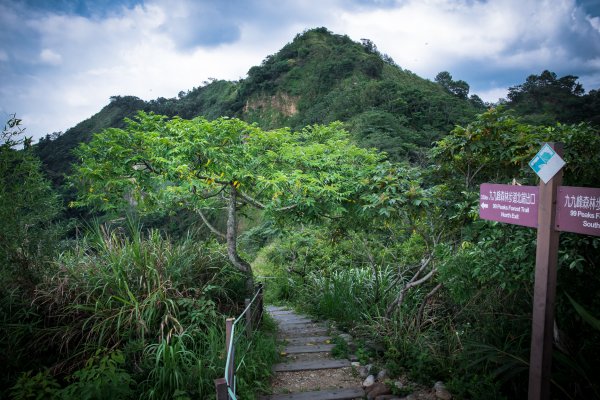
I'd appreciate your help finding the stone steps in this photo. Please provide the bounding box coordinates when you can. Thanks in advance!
[263,306,364,400]
[282,344,335,354]
[261,387,365,400]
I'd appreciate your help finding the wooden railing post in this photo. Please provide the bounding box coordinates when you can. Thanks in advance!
[214,377,228,400]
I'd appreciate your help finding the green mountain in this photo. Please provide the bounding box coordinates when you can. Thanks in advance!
[35,27,482,184]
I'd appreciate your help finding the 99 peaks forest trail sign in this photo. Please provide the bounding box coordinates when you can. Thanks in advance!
[556,186,600,236]
[478,143,599,400]
[480,183,538,227]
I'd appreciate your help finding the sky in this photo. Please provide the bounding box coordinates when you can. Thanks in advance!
[1,0,599,142]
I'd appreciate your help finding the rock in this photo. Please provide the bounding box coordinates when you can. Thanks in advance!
[358,364,373,378]
[434,381,452,400]
[351,361,361,367]
[404,395,417,400]
[363,374,375,387]
[358,366,370,378]
[375,396,401,400]
[366,382,391,399]
[339,333,353,343]
[348,353,359,362]
[376,368,388,381]
[394,380,403,389]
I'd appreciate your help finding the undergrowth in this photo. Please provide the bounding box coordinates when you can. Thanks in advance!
[5,222,278,399]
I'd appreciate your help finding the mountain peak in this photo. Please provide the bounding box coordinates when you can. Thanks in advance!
[36,27,480,183]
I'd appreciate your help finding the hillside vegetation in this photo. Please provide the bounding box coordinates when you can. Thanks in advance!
[35,28,482,186]
[3,27,600,399]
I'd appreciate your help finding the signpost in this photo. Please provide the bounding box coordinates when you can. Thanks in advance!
[479,143,599,400]
[528,143,562,400]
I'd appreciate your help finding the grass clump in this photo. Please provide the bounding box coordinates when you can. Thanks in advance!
[6,222,277,399]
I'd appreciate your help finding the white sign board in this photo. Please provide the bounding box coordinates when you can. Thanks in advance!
[529,144,566,184]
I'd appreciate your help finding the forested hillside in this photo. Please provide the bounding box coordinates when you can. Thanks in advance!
[35,28,482,186]
[3,27,600,400]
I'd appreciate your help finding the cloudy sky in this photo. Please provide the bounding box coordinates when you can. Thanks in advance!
[1,0,599,141]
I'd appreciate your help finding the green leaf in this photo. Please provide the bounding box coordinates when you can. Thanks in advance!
[566,293,600,331]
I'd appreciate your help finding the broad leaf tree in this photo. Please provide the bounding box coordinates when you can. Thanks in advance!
[71,112,383,292]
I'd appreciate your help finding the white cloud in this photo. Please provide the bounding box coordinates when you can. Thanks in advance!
[39,48,62,65]
[1,0,599,140]
[4,1,292,137]
[474,87,509,104]
[588,15,600,32]
[330,0,521,77]
[328,0,600,83]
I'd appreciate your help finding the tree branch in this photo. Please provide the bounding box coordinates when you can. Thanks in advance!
[195,208,226,239]
[225,186,253,278]
[385,255,436,318]
[237,189,298,212]
[417,283,443,329]
[237,190,266,209]
[195,184,227,200]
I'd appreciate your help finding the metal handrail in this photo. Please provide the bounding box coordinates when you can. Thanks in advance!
[215,283,264,400]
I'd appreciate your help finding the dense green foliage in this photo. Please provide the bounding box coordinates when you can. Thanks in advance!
[70,112,383,295]
[257,110,600,399]
[1,116,279,399]
[1,116,66,394]
[2,220,278,399]
[1,117,64,285]
[5,26,600,400]
[505,70,600,126]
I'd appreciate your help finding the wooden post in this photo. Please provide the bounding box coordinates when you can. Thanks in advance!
[528,143,563,400]
[214,377,228,400]
[245,298,252,337]
[225,317,234,387]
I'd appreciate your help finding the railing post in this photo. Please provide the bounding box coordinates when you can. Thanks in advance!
[245,298,252,337]
[214,377,228,400]
[257,283,264,325]
[225,317,234,387]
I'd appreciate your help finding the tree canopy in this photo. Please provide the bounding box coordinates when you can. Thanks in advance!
[71,112,383,290]
[505,70,599,126]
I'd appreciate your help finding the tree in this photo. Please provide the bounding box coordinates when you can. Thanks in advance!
[431,106,600,190]
[71,112,383,292]
[0,114,62,286]
[506,70,587,124]
[360,162,445,318]
[435,71,470,99]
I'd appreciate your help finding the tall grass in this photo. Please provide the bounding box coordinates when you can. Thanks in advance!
[290,265,467,388]
[8,222,277,399]
[298,267,396,329]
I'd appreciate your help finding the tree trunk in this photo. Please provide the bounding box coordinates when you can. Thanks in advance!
[227,185,255,294]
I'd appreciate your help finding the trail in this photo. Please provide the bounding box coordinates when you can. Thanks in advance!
[261,306,364,400]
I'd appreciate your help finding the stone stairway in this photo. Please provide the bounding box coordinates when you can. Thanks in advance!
[262,306,364,400]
